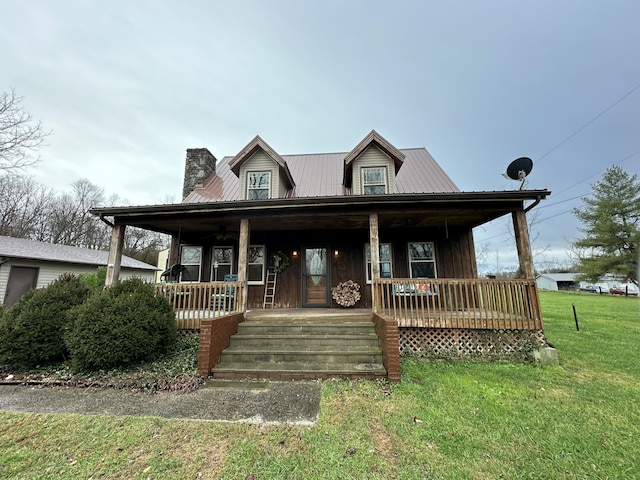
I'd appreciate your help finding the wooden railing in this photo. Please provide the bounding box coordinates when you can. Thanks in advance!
[155,281,245,330]
[373,278,543,330]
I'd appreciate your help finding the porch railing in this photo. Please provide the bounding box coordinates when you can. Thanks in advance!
[155,281,245,330]
[373,278,543,330]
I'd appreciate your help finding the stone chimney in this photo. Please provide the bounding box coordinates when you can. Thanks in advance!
[182,148,217,199]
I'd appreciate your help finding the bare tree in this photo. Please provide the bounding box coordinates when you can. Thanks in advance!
[0,89,51,172]
[48,179,109,248]
[1,172,168,264]
[0,174,52,238]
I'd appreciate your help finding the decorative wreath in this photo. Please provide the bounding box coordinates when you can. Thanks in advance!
[331,280,362,307]
[270,251,290,273]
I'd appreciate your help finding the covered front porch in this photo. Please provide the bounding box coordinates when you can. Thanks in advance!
[157,276,543,332]
[94,190,549,381]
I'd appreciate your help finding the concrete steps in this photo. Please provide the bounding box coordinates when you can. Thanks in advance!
[212,319,386,380]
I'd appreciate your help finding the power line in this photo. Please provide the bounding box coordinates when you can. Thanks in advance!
[535,81,640,165]
[550,149,640,198]
[536,192,590,209]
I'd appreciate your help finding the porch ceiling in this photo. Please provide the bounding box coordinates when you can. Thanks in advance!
[91,190,550,236]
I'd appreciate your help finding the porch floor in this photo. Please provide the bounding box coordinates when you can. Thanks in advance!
[244,308,373,322]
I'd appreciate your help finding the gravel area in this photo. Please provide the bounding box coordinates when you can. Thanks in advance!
[0,380,322,425]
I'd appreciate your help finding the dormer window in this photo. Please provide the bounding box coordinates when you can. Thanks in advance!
[247,171,271,200]
[362,167,388,194]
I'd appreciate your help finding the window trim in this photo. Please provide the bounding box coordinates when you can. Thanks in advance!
[247,171,272,200]
[247,244,266,285]
[364,243,393,284]
[361,166,388,195]
[408,242,437,278]
[210,246,234,281]
[180,245,202,282]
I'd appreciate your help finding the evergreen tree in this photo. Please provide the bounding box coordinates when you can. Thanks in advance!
[573,165,640,285]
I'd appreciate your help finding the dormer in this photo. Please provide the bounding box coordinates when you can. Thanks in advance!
[229,135,295,200]
[343,130,405,194]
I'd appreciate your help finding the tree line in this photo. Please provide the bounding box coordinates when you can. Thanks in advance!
[0,174,167,264]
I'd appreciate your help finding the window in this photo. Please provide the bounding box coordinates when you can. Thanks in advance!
[247,171,271,200]
[211,246,233,281]
[408,242,437,278]
[365,243,393,283]
[362,167,387,194]
[180,246,202,282]
[248,245,265,284]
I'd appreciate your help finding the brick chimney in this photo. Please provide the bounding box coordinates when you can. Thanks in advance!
[182,148,216,200]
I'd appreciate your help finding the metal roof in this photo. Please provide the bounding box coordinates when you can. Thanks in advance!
[183,147,459,202]
[536,273,579,282]
[0,236,158,270]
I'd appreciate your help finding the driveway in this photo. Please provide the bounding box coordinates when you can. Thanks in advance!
[0,380,322,425]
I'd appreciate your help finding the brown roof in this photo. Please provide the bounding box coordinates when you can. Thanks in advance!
[184,146,458,203]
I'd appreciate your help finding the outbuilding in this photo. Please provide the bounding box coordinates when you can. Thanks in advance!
[0,235,158,308]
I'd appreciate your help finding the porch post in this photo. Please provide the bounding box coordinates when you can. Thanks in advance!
[237,218,250,310]
[168,235,180,268]
[105,223,126,286]
[512,209,535,279]
[369,213,380,310]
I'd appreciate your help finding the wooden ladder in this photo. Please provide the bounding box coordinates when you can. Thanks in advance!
[263,267,277,308]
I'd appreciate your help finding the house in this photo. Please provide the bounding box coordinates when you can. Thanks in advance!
[91,130,551,381]
[0,235,158,308]
[536,273,580,291]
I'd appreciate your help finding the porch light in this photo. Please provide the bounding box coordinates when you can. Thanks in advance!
[334,250,339,256]
[292,250,298,257]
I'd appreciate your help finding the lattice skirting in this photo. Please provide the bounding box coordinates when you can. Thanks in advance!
[399,327,547,359]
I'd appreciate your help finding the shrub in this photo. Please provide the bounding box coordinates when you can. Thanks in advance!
[0,274,92,369]
[66,277,177,371]
[78,266,107,292]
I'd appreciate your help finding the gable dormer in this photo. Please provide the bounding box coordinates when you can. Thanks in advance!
[229,135,295,200]
[343,130,405,194]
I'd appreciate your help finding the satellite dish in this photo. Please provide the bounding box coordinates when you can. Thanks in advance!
[502,157,533,189]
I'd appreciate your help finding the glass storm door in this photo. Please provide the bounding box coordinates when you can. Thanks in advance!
[303,247,330,307]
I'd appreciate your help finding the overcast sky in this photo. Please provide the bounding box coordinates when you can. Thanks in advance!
[2,1,639,272]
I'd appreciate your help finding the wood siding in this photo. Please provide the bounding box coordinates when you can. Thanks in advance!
[352,145,397,194]
[180,224,478,310]
[238,151,280,199]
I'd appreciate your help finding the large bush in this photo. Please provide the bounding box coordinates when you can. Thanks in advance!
[66,277,176,371]
[78,266,107,292]
[0,274,91,369]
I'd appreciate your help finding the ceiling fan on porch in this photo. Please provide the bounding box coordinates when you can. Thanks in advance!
[502,157,533,190]
[213,224,239,241]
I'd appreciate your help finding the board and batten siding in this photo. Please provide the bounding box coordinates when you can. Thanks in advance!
[238,151,281,200]
[352,145,397,194]
[0,258,155,306]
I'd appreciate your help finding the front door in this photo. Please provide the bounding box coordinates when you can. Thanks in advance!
[302,247,330,307]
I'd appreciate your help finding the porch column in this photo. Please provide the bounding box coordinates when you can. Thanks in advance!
[105,223,126,286]
[369,213,380,310]
[237,218,250,310]
[512,209,535,279]
[168,235,180,268]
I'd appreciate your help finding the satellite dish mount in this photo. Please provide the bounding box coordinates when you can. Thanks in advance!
[502,157,533,190]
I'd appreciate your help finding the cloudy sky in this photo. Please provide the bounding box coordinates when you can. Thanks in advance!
[2,1,639,272]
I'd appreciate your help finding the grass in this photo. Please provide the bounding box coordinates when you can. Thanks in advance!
[1,291,639,479]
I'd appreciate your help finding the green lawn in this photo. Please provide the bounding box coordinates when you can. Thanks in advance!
[1,291,638,479]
